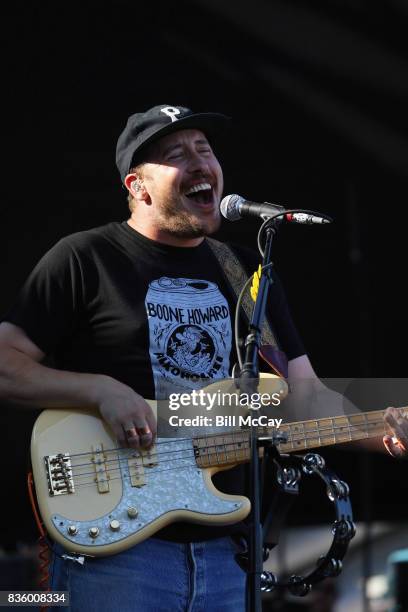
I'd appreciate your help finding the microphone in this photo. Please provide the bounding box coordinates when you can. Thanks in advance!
[220,194,331,224]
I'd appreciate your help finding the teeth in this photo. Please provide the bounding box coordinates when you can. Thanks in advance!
[185,182,212,196]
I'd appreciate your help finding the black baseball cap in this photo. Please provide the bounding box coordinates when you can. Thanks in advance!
[116,104,230,182]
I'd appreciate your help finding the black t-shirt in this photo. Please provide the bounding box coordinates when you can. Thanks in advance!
[5,221,305,541]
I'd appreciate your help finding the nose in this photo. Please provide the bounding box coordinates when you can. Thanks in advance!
[187,149,209,175]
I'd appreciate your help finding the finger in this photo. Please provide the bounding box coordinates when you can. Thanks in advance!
[384,407,397,428]
[384,408,408,445]
[385,416,408,451]
[127,428,150,449]
[383,435,404,458]
[122,422,141,449]
[139,401,157,438]
[384,407,399,428]
[123,421,138,437]
[112,423,127,448]
[136,426,153,448]
[130,413,154,447]
[145,411,157,439]
[384,406,407,429]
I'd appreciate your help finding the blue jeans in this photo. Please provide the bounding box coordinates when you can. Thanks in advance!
[49,536,246,611]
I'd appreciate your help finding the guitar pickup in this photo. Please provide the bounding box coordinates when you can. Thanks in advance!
[143,444,158,468]
[91,444,110,494]
[128,453,145,487]
[45,453,75,496]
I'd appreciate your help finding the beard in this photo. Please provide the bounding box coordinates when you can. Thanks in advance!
[155,196,221,238]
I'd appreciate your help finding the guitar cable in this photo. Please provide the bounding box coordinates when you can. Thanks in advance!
[27,471,53,612]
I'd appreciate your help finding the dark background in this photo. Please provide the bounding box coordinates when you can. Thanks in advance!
[1,0,407,549]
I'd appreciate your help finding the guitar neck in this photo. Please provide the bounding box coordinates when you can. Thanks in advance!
[193,408,398,469]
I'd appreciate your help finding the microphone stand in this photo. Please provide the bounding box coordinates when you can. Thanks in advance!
[238,220,279,612]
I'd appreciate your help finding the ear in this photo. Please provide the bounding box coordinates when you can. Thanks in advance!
[124,173,150,203]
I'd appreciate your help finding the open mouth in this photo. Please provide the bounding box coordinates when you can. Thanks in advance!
[184,182,214,205]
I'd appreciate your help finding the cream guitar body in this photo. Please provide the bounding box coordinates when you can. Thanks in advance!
[31,374,286,556]
[31,406,253,557]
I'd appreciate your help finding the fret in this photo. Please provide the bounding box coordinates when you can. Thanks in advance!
[288,424,295,451]
[223,435,235,464]
[203,436,214,466]
[303,419,320,449]
[300,421,307,448]
[216,435,225,464]
[193,436,210,468]
[288,424,295,450]
[366,411,386,436]
[234,430,249,462]
[223,432,241,464]
[227,435,235,463]
[217,435,228,465]
[209,436,221,466]
[363,412,369,438]
[220,435,227,464]
[211,436,220,465]
[346,413,367,426]
[232,433,239,464]
[349,413,369,440]
[227,433,237,463]
[277,425,293,453]
[332,416,352,444]
[316,418,336,447]
[204,437,212,466]
[289,423,307,450]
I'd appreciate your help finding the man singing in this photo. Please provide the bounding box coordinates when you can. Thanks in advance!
[0,104,404,611]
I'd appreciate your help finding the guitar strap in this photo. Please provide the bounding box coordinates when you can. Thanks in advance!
[205,237,288,378]
[206,238,291,544]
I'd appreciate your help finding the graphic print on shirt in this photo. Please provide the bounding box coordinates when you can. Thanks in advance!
[145,277,232,398]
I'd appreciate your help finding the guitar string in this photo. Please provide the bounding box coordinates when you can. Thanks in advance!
[56,463,211,493]
[50,426,387,493]
[66,417,390,472]
[55,421,385,481]
[68,421,388,480]
[50,405,397,463]
[61,408,391,463]
[66,419,390,479]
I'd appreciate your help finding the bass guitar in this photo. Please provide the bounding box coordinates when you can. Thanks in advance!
[30,374,402,556]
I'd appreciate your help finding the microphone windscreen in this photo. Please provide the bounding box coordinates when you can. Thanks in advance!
[220,194,243,221]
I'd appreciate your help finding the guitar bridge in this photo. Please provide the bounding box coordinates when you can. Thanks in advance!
[45,453,75,496]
